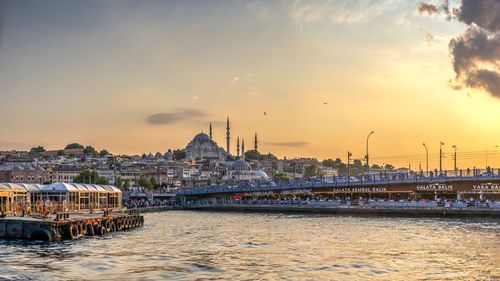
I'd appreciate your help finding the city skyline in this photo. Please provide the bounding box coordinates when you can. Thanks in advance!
[0,0,499,169]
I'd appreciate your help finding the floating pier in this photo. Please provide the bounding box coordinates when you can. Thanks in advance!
[0,211,144,242]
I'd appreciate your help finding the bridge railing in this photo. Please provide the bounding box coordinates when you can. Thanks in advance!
[183,199,500,210]
[178,168,500,195]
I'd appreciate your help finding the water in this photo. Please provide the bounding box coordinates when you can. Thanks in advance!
[0,211,498,280]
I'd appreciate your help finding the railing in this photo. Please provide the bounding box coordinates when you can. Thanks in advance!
[183,199,500,210]
[178,168,500,196]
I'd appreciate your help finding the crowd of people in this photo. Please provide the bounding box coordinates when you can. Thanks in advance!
[125,198,174,209]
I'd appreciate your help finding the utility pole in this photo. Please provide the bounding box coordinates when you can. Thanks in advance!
[439,142,444,174]
[422,143,428,174]
[347,151,352,184]
[365,131,374,169]
[452,145,457,171]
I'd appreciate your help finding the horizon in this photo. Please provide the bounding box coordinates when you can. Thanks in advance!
[1,0,499,169]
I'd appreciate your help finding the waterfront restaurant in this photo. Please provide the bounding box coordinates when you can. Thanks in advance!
[37,183,122,212]
[236,181,500,202]
[0,183,122,214]
[0,183,30,214]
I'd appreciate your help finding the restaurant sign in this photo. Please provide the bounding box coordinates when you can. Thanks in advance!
[243,191,273,196]
[281,189,313,195]
[472,183,500,191]
[333,187,387,193]
[416,184,453,191]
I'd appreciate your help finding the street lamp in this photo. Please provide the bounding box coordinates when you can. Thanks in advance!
[365,131,374,169]
[439,142,444,173]
[422,143,428,174]
[347,151,352,184]
[452,145,457,171]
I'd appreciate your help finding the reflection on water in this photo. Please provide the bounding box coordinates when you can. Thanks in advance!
[0,211,498,280]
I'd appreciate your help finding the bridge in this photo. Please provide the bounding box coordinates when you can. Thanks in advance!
[178,169,500,200]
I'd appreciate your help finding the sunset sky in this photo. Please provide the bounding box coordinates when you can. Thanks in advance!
[0,0,499,169]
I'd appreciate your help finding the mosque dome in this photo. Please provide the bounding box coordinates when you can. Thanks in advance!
[253,170,269,179]
[192,133,211,143]
[232,159,251,171]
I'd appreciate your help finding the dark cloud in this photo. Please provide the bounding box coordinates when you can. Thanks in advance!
[457,0,500,33]
[419,0,500,98]
[441,0,452,20]
[417,2,438,15]
[264,141,309,147]
[465,69,500,97]
[449,26,500,97]
[449,27,499,77]
[417,0,452,19]
[147,108,207,125]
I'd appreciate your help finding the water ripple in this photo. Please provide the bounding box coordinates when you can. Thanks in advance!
[0,211,498,280]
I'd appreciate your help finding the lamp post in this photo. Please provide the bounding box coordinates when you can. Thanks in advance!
[347,151,352,185]
[439,142,444,173]
[365,131,374,169]
[452,145,457,171]
[422,143,428,174]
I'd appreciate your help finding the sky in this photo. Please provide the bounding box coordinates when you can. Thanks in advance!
[0,0,499,169]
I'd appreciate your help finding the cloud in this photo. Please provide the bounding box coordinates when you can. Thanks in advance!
[465,69,500,97]
[448,26,500,97]
[424,31,434,44]
[417,2,438,15]
[226,73,256,86]
[419,0,500,97]
[264,141,309,147]
[457,0,500,33]
[288,0,401,25]
[417,0,452,19]
[146,108,208,125]
[246,1,273,21]
[449,27,499,77]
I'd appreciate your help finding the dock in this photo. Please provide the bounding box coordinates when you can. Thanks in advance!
[0,211,144,241]
[183,203,500,218]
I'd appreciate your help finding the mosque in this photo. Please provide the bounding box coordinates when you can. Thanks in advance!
[184,118,269,182]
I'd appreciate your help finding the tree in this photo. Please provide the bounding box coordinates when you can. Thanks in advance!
[384,164,395,171]
[173,149,186,160]
[73,171,109,185]
[83,145,97,156]
[99,149,110,157]
[138,176,154,190]
[322,158,347,175]
[29,146,46,154]
[123,179,130,189]
[244,149,259,160]
[303,165,317,179]
[57,150,65,156]
[65,143,84,149]
[274,172,289,182]
[244,149,277,160]
[226,155,236,161]
[115,176,123,189]
[150,177,157,188]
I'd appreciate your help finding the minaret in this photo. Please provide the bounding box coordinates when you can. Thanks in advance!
[242,139,245,157]
[254,132,258,151]
[236,137,240,157]
[226,117,230,154]
[209,123,213,139]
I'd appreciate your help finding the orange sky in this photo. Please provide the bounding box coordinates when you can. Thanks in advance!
[0,0,499,169]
